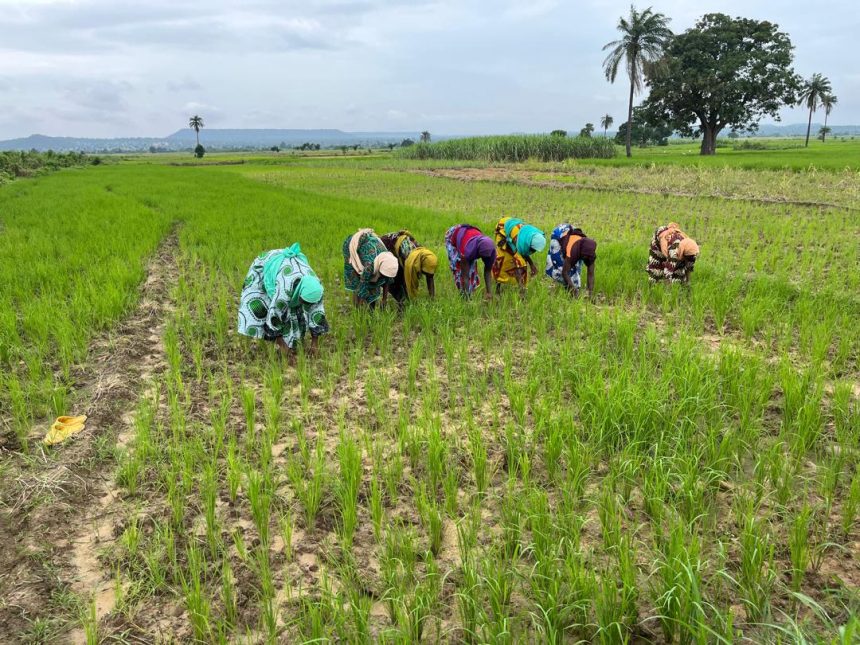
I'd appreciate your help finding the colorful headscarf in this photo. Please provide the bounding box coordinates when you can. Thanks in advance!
[348,228,375,274]
[463,234,494,262]
[503,218,545,257]
[394,231,416,264]
[373,252,399,278]
[263,243,308,297]
[290,274,324,307]
[678,237,699,259]
[404,248,438,299]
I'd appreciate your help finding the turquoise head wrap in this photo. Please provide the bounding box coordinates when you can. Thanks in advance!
[291,275,324,306]
[262,243,308,297]
[515,223,546,257]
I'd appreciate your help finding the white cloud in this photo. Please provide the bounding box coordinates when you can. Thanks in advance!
[0,0,855,138]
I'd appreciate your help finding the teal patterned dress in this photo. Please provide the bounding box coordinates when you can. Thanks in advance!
[238,250,329,348]
[342,233,393,304]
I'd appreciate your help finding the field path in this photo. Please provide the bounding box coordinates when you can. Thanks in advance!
[0,228,179,642]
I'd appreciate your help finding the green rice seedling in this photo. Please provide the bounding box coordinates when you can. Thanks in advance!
[180,542,213,642]
[201,462,220,556]
[336,432,362,548]
[652,521,707,645]
[225,437,241,503]
[120,515,141,561]
[221,560,237,631]
[81,597,99,645]
[369,468,385,541]
[595,574,629,645]
[841,467,860,536]
[443,464,459,517]
[789,503,813,592]
[617,535,639,629]
[287,435,328,530]
[735,495,776,622]
[7,375,31,453]
[278,510,294,562]
[241,384,256,440]
[456,554,481,643]
[468,425,490,496]
[832,381,859,448]
[564,438,592,506]
[425,419,448,493]
[528,547,595,644]
[480,550,515,631]
[599,479,622,552]
[541,419,564,483]
[231,528,248,564]
[499,486,524,561]
[384,448,404,502]
[254,544,277,641]
[246,468,272,548]
[416,483,444,557]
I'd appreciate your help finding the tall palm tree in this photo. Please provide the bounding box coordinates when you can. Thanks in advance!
[600,114,614,138]
[799,74,831,147]
[603,5,672,157]
[820,94,838,142]
[188,115,205,147]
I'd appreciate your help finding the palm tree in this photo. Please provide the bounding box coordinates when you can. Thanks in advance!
[188,115,205,147]
[600,114,614,138]
[603,5,672,157]
[420,131,431,143]
[799,74,831,147]
[820,94,838,142]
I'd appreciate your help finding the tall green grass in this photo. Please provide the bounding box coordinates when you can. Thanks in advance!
[397,134,616,162]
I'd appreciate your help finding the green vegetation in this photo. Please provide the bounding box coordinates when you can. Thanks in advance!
[0,150,94,184]
[643,14,801,155]
[397,134,616,162]
[1,152,858,641]
[602,5,672,158]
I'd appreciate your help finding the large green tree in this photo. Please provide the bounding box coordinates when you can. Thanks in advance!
[602,5,672,158]
[642,14,800,155]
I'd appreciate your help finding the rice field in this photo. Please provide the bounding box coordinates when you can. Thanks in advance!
[0,151,858,643]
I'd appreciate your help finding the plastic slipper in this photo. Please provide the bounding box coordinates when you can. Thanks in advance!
[55,415,87,426]
[43,416,87,446]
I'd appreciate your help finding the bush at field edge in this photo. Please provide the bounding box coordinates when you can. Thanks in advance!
[397,135,616,162]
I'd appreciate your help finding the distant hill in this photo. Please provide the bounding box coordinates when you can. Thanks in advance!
[0,129,422,153]
[0,134,170,153]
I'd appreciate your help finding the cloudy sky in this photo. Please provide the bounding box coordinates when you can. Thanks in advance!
[0,0,855,138]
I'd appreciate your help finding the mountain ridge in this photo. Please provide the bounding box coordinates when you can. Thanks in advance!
[1,124,858,153]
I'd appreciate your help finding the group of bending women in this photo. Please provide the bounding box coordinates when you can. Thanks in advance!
[238,219,699,354]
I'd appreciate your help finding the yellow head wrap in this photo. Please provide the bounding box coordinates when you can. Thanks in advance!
[404,248,438,299]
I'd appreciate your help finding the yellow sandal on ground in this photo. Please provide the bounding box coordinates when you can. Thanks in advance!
[43,415,88,446]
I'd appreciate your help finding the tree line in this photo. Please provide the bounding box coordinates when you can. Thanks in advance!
[602,6,838,156]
